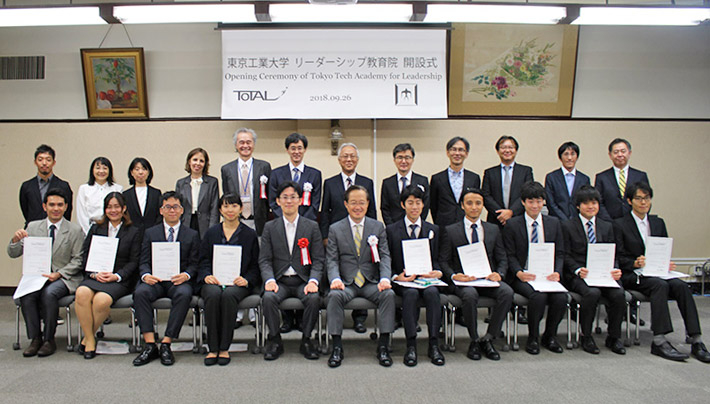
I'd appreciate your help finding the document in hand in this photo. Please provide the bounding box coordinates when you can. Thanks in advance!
[213,245,242,285]
[527,243,566,292]
[584,243,619,288]
[151,242,180,280]
[22,236,52,276]
[453,279,500,287]
[85,235,119,273]
[13,275,48,299]
[640,237,673,277]
[402,238,432,276]
[457,243,492,278]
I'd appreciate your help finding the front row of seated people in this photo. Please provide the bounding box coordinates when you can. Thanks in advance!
[8,180,710,366]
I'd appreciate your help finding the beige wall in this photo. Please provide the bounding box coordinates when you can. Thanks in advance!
[1,119,708,286]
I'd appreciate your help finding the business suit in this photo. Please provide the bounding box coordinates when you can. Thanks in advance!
[123,186,162,234]
[175,174,220,238]
[269,164,322,221]
[221,158,272,236]
[7,219,83,341]
[430,168,481,228]
[260,216,324,339]
[134,223,200,339]
[320,173,376,239]
[614,213,700,337]
[326,216,395,335]
[481,163,534,226]
[380,172,429,225]
[595,167,649,221]
[544,169,591,221]
[562,216,625,339]
[439,220,513,341]
[19,175,73,227]
[503,214,566,340]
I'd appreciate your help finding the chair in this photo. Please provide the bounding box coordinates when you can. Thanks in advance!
[198,293,263,354]
[393,292,450,351]
[511,293,575,351]
[13,295,76,352]
[143,296,200,353]
[445,294,510,352]
[271,296,325,354]
[91,295,139,353]
[323,297,378,350]
[568,291,632,347]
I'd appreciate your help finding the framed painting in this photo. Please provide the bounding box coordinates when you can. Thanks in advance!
[81,48,149,119]
[448,23,579,117]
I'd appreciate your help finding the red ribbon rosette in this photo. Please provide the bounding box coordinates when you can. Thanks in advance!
[298,238,311,265]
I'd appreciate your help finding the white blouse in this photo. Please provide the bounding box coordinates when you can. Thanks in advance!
[76,182,123,234]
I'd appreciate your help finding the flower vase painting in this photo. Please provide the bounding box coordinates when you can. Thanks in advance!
[449,24,579,117]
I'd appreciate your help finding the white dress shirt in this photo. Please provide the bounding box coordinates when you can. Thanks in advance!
[396,171,412,193]
[76,182,124,234]
[190,177,203,214]
[524,213,545,243]
[283,215,299,276]
[463,217,484,244]
[631,212,650,244]
[134,186,148,215]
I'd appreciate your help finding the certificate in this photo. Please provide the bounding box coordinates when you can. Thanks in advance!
[13,275,49,300]
[22,237,52,276]
[453,279,500,287]
[394,280,447,289]
[151,242,180,280]
[457,243,492,278]
[213,245,242,285]
[529,280,568,292]
[85,236,119,273]
[584,243,620,288]
[640,237,673,277]
[527,243,566,292]
[402,239,432,276]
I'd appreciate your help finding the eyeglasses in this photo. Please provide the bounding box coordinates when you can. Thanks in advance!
[161,204,183,211]
[279,195,300,201]
[394,156,413,161]
[632,196,651,202]
[448,147,467,153]
[347,201,368,207]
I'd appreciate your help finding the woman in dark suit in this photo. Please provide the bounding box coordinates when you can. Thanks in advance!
[75,192,141,359]
[198,193,260,366]
[176,148,220,238]
[123,157,161,233]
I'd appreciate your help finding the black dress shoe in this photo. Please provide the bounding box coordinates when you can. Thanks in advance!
[160,343,175,366]
[234,322,242,330]
[581,336,600,354]
[264,342,284,361]
[37,340,56,357]
[403,346,418,367]
[23,338,42,357]
[328,346,343,368]
[300,339,320,360]
[605,336,626,355]
[280,323,293,334]
[651,341,688,361]
[541,335,564,353]
[479,339,500,361]
[133,344,159,366]
[517,313,528,325]
[428,345,445,366]
[629,312,645,327]
[691,342,710,363]
[526,338,540,355]
[204,356,218,366]
[103,316,112,325]
[84,350,97,360]
[78,343,86,355]
[377,345,392,367]
[218,356,231,366]
[353,322,367,334]
[467,341,482,360]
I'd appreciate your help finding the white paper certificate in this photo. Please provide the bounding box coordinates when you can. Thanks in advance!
[85,236,119,273]
[401,239,432,276]
[151,242,180,280]
[213,245,242,285]
[527,243,555,278]
[457,243,492,278]
[22,237,52,276]
[584,243,620,288]
[641,237,673,277]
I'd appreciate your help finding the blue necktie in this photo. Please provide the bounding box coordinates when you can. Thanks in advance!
[168,227,174,242]
[531,221,539,243]
[409,224,418,239]
[49,224,56,245]
[470,223,479,244]
[293,168,300,183]
[587,221,596,244]
[565,172,575,197]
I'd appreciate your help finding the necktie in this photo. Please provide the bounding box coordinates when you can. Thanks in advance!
[618,169,626,197]
[565,172,575,197]
[346,177,353,189]
[293,168,300,183]
[353,224,365,287]
[240,163,252,218]
[409,224,418,239]
[587,221,596,244]
[168,227,175,242]
[502,166,511,208]
[531,221,539,243]
[400,177,408,193]
[470,223,479,244]
[49,224,56,245]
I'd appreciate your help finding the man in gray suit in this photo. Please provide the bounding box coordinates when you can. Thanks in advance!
[7,188,84,357]
[326,185,395,368]
[260,181,324,361]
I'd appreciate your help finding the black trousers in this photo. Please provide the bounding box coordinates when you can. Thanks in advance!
[454,283,513,341]
[134,281,193,339]
[201,284,250,352]
[394,285,442,345]
[263,276,320,339]
[512,280,567,340]
[20,279,69,341]
[568,277,625,339]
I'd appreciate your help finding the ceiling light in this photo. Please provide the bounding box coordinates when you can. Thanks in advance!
[0,7,106,27]
[114,4,256,24]
[269,4,413,23]
[573,7,710,26]
[425,4,567,25]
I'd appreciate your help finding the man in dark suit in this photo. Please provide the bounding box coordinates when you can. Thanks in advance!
[260,181,325,361]
[326,185,395,368]
[561,185,626,355]
[132,191,200,366]
[19,144,73,227]
[545,141,591,222]
[595,138,650,221]
[614,182,710,363]
[380,143,429,225]
[430,137,481,228]
[387,185,445,367]
[221,128,273,236]
[269,132,321,221]
[503,181,566,355]
[440,188,513,361]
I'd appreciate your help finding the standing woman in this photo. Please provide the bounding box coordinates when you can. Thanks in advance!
[75,192,141,359]
[176,148,219,238]
[76,157,123,234]
[198,193,260,366]
[123,157,162,232]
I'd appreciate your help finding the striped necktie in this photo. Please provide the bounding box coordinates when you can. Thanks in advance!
[618,169,626,197]
[353,224,365,287]
[587,221,596,244]
[531,221,539,243]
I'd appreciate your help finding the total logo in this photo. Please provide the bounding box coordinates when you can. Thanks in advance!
[233,87,288,102]
[395,84,417,106]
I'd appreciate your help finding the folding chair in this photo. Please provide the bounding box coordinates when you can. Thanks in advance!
[198,293,263,354]
[511,293,575,351]
[568,290,632,347]
[142,296,200,353]
[87,295,140,353]
[445,294,510,352]
[13,295,76,352]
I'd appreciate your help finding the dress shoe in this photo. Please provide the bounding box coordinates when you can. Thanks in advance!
[651,341,688,361]
[280,322,293,334]
[300,339,320,360]
[234,322,242,330]
[204,356,218,366]
[541,335,564,353]
[353,322,367,334]
[218,356,231,366]
[479,339,500,361]
[37,340,56,357]
[133,344,159,366]
[517,313,528,325]
[103,316,112,325]
[428,345,445,366]
[605,336,626,355]
[159,343,175,366]
[403,346,417,367]
[581,336,600,354]
[84,350,97,360]
[467,341,482,360]
[691,342,710,363]
[376,345,392,367]
[526,338,540,355]
[78,343,86,355]
[23,338,42,357]
[264,342,284,361]
[328,346,343,368]
[629,312,645,327]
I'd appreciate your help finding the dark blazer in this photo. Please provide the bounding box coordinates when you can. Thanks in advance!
[80,222,141,288]
[221,158,272,236]
[561,216,615,284]
[268,164,322,221]
[380,172,429,225]
[320,173,376,238]
[259,216,324,285]
[175,174,220,237]
[123,186,162,232]
[439,220,507,282]
[595,167,650,221]
[326,216,391,285]
[481,163,534,225]
[503,214,564,282]
[386,218,440,278]
[139,223,200,281]
[613,212,667,281]
[19,175,73,227]
[197,222,260,289]
[544,169,591,221]
[430,168,481,228]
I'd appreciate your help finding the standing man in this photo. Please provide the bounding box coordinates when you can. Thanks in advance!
[19,145,73,227]
[430,137,481,228]
[545,141,591,222]
[8,188,83,357]
[595,138,650,221]
[132,192,200,366]
[380,143,429,225]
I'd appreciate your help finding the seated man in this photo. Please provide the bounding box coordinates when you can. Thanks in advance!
[440,188,513,361]
[8,188,83,357]
[614,182,710,363]
[260,181,324,361]
[503,181,566,355]
[562,185,626,355]
[133,191,200,366]
[326,185,395,368]
[386,185,445,367]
